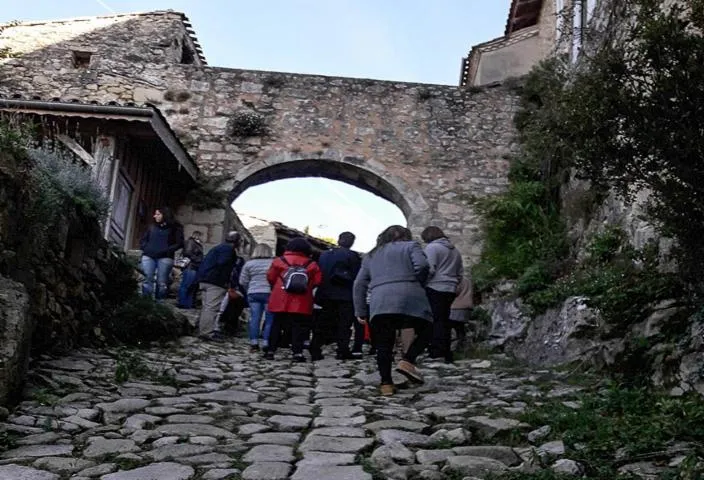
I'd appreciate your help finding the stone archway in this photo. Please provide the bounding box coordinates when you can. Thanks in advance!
[227,150,432,241]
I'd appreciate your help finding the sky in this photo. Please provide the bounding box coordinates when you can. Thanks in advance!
[1,0,511,251]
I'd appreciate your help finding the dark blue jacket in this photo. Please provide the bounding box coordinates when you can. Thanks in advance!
[140,222,184,260]
[315,247,361,302]
[196,243,237,288]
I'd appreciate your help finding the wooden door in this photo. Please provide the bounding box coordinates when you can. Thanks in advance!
[108,172,133,248]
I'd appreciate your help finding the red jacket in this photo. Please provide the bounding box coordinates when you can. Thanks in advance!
[267,251,322,315]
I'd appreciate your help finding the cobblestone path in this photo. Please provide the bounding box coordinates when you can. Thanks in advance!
[0,337,582,480]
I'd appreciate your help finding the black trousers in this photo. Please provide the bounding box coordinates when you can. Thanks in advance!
[371,315,431,385]
[268,312,322,356]
[320,300,363,355]
[426,288,457,361]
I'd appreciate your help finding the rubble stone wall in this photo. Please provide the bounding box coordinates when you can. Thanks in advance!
[0,12,520,265]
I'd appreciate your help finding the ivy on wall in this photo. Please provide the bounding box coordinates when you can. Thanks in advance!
[474,0,702,323]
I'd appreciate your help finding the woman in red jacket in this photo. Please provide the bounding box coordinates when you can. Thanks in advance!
[265,238,322,361]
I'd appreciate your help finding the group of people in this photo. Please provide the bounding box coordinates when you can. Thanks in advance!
[139,207,473,397]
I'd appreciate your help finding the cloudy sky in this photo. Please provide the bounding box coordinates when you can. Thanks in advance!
[2,0,511,251]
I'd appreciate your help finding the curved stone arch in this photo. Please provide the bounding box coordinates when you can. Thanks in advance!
[228,150,431,232]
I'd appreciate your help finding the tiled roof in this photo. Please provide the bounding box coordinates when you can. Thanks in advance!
[0,10,207,65]
[0,96,198,179]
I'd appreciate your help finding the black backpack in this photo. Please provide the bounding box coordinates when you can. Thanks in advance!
[330,259,354,286]
[280,257,312,294]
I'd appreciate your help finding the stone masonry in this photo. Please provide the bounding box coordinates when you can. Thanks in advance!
[0,11,519,262]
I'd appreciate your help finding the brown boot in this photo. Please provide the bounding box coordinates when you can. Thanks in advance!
[396,359,424,384]
[380,384,396,396]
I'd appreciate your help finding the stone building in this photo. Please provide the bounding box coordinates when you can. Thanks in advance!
[0,98,197,249]
[460,0,600,87]
[0,10,518,264]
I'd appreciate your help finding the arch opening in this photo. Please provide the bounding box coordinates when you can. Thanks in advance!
[228,157,425,253]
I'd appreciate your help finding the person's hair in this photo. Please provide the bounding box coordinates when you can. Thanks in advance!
[252,243,273,258]
[285,237,312,256]
[225,231,241,247]
[338,231,356,249]
[155,206,175,225]
[369,225,412,256]
[192,230,202,237]
[421,226,446,243]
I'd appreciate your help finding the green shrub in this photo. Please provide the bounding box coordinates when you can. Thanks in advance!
[472,181,568,292]
[99,246,139,307]
[516,384,704,479]
[102,295,190,346]
[229,110,267,137]
[26,148,110,241]
[184,172,232,211]
[524,233,684,328]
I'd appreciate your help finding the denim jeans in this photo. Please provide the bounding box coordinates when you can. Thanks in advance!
[141,256,174,300]
[247,292,273,347]
[177,268,198,308]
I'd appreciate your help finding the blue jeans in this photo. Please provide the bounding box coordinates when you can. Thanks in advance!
[248,292,273,347]
[141,256,174,300]
[178,268,198,308]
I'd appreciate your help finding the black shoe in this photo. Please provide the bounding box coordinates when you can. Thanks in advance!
[263,352,274,360]
[200,332,225,343]
[369,347,377,356]
[250,345,260,353]
[311,354,324,361]
[351,351,363,359]
[336,352,354,360]
[292,354,306,363]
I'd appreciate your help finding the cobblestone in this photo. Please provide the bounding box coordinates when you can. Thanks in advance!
[0,336,589,479]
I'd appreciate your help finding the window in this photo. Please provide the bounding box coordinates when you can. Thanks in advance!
[180,38,195,65]
[72,50,92,69]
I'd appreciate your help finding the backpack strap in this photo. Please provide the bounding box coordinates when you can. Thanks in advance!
[280,256,290,266]
[303,260,313,268]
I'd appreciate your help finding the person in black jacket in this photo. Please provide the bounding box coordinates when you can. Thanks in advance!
[139,207,184,301]
[315,231,363,360]
[177,230,203,308]
[196,231,241,341]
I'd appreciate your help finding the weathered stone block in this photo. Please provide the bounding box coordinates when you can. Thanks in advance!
[0,277,32,406]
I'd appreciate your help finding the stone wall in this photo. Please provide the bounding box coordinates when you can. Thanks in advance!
[0,149,119,405]
[0,12,519,265]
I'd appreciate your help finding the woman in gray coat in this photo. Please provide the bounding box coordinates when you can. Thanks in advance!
[239,243,275,352]
[353,225,432,396]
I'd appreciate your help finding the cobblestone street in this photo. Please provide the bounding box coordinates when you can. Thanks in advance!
[0,337,582,480]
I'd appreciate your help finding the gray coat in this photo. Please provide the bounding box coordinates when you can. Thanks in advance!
[424,238,463,293]
[353,241,432,323]
[239,258,273,295]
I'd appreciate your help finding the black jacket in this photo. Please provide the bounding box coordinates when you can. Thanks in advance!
[140,222,184,260]
[315,247,361,302]
[183,237,204,269]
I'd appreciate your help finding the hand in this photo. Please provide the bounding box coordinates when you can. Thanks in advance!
[357,317,368,325]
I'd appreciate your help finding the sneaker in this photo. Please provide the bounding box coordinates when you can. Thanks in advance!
[292,354,306,363]
[250,345,260,353]
[351,351,363,359]
[380,384,396,396]
[396,359,424,384]
[263,352,275,360]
